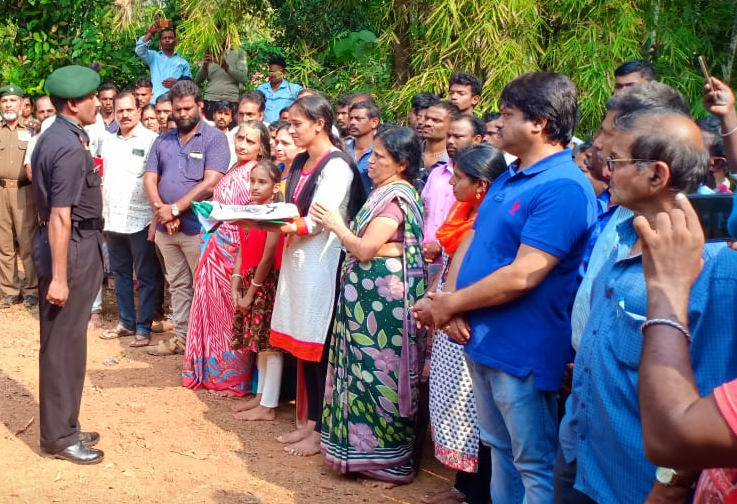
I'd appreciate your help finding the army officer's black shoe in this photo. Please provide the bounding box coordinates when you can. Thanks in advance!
[79,431,100,447]
[41,442,104,465]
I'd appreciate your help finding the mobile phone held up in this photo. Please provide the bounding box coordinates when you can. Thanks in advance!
[687,193,734,242]
[698,55,712,83]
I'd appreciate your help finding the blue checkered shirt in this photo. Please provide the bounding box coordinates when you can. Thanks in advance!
[559,216,737,503]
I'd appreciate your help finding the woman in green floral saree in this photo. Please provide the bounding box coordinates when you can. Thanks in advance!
[311,126,427,487]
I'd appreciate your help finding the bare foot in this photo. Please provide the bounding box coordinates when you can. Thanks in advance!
[208,389,240,399]
[361,479,397,489]
[421,487,465,504]
[233,405,276,421]
[87,313,103,330]
[231,394,261,412]
[284,430,321,457]
[276,420,315,444]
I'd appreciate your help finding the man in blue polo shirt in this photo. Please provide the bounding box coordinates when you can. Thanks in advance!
[257,55,302,123]
[143,80,229,356]
[419,72,596,503]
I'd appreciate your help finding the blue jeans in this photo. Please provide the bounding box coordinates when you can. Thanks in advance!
[466,358,559,504]
[106,228,160,335]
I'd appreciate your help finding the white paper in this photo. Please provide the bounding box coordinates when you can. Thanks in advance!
[208,202,300,222]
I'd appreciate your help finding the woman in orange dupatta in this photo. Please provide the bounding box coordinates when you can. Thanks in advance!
[415,144,508,504]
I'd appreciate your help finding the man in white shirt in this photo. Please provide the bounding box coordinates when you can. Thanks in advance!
[99,90,160,346]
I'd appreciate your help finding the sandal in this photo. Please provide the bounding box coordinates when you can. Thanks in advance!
[100,323,134,340]
[129,334,150,347]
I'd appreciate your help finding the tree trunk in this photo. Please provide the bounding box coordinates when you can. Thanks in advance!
[390,13,411,85]
[726,4,737,81]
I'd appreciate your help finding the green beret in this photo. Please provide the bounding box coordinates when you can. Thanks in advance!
[0,85,24,98]
[45,65,100,99]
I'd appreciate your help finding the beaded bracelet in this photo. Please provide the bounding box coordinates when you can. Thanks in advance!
[640,318,693,344]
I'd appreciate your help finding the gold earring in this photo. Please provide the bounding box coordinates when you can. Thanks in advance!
[475,191,481,200]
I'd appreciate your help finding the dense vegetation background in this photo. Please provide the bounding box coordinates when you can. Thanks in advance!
[2,0,735,134]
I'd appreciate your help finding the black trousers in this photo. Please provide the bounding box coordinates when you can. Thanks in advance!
[33,227,103,453]
[302,339,331,431]
[304,253,343,432]
[456,443,492,504]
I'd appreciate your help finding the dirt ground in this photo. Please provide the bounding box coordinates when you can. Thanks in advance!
[0,289,454,504]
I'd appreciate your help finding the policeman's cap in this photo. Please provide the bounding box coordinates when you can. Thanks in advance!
[0,85,24,98]
[45,65,101,99]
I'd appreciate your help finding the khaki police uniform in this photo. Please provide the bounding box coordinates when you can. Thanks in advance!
[0,91,38,300]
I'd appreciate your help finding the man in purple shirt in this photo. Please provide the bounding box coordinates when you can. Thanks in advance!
[143,80,229,356]
[421,112,483,265]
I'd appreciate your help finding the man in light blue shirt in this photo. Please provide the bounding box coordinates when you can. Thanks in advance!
[257,55,302,123]
[135,21,191,101]
[557,93,737,503]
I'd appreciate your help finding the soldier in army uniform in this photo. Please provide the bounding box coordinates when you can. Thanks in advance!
[31,65,105,464]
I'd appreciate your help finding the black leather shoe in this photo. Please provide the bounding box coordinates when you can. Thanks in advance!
[41,442,104,465]
[79,431,100,447]
[23,295,38,308]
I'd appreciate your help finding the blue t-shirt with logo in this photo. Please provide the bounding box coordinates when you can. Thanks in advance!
[457,149,596,390]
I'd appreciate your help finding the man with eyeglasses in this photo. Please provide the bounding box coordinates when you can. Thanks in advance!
[257,55,302,123]
[557,80,690,502]
[555,83,737,503]
[567,82,691,355]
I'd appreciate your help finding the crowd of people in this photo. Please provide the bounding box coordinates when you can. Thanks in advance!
[3,19,737,503]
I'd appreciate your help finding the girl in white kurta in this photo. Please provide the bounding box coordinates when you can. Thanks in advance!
[260,95,365,457]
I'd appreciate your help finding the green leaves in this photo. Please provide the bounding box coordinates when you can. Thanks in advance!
[1,0,149,93]
[329,30,379,64]
[6,0,736,136]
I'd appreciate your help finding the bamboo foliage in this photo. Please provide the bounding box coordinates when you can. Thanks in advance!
[104,0,737,135]
[643,0,737,118]
[540,1,644,135]
[112,0,274,60]
[381,0,737,134]
[382,0,545,121]
[728,7,737,80]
